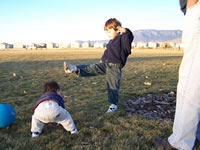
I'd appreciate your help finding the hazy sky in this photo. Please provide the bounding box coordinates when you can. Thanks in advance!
[0,0,184,44]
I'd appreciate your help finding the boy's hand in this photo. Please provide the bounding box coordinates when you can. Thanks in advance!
[187,0,198,8]
[117,26,126,33]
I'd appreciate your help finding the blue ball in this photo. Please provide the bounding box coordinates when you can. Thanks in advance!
[0,104,16,128]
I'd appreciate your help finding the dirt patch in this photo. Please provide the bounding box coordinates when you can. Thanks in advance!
[124,92,176,121]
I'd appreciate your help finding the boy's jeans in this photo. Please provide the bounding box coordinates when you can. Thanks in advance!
[77,62,122,105]
[31,102,76,133]
[168,2,200,150]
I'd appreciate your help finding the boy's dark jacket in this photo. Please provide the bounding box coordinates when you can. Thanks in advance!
[33,91,65,111]
[101,28,134,68]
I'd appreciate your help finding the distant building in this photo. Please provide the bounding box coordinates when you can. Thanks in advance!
[58,42,70,48]
[93,42,105,48]
[160,42,167,48]
[0,43,9,49]
[27,43,38,50]
[14,42,25,49]
[71,42,80,48]
[175,43,183,49]
[132,42,137,48]
[8,44,13,48]
[47,42,56,49]
[82,42,90,48]
[136,42,148,48]
[38,43,47,48]
[147,42,159,48]
[160,42,175,48]
[169,42,176,48]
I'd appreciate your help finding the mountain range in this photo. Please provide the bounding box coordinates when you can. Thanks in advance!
[132,29,182,43]
[77,29,182,44]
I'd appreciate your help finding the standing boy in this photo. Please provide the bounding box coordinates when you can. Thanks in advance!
[64,18,134,113]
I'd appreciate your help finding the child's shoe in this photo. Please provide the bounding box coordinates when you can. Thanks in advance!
[64,62,77,74]
[32,132,40,138]
[106,104,118,113]
[71,128,78,134]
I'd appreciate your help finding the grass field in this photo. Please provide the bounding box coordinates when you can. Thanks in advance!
[0,48,198,150]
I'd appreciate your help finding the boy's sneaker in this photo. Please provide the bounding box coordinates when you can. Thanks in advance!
[64,61,77,74]
[32,132,40,138]
[71,128,78,134]
[106,104,118,113]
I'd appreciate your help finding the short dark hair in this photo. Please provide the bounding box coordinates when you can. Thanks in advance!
[104,18,121,31]
[43,81,60,94]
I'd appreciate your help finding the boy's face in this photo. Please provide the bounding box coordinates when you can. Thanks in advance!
[105,28,119,40]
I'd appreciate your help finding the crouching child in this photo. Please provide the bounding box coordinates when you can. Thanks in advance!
[31,80,78,138]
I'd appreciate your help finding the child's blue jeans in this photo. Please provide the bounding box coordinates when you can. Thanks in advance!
[76,62,122,105]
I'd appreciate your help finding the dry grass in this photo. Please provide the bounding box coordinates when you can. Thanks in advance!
[0,48,183,62]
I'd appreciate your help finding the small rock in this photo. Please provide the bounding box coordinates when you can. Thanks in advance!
[13,73,16,77]
[132,99,142,105]
[168,91,175,96]
[144,82,152,86]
